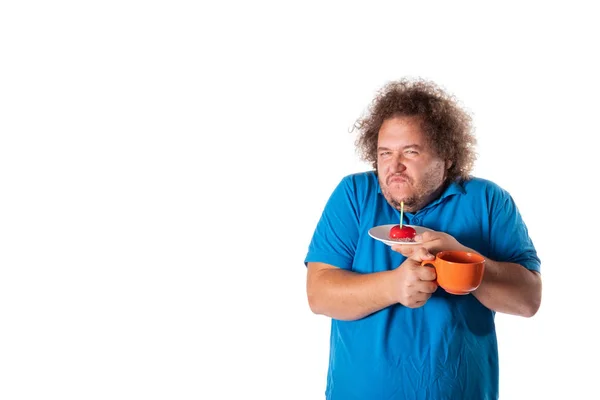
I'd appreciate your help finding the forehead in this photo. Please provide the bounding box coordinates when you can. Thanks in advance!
[378,116,426,146]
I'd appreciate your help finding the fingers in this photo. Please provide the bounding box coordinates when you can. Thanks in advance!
[395,249,439,308]
[392,230,460,259]
[410,246,435,262]
[417,266,437,282]
[415,279,438,294]
[404,231,436,246]
[392,244,435,262]
[395,266,439,308]
[391,230,438,256]
[391,244,416,258]
[416,231,445,253]
[419,231,435,242]
[401,282,438,308]
[403,291,434,308]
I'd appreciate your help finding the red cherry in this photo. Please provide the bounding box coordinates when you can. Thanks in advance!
[389,225,417,241]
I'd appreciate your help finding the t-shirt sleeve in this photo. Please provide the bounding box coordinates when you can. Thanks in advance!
[304,176,360,270]
[487,188,541,273]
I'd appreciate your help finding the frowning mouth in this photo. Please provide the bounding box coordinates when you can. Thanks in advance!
[388,175,410,184]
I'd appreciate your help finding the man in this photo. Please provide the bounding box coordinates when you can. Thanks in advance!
[304,78,541,399]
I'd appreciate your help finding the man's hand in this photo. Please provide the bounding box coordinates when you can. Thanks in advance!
[391,247,438,308]
[391,230,473,259]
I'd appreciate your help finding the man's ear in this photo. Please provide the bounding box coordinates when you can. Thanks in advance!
[445,160,453,170]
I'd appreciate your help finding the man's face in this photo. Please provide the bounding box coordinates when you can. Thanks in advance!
[377,116,449,213]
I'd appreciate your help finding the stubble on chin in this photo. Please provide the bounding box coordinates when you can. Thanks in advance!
[379,178,417,212]
[379,168,446,213]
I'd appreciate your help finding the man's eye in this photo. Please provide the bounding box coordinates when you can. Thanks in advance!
[379,152,391,157]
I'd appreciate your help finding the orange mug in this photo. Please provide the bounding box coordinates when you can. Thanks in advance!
[421,250,486,295]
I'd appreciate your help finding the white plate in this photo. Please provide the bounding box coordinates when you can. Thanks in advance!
[368,224,433,246]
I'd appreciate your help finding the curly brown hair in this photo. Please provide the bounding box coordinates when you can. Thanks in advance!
[353,78,477,182]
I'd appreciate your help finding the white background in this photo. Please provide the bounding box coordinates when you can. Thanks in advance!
[1,1,598,399]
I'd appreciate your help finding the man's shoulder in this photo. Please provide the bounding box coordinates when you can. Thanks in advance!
[460,176,512,207]
[330,171,379,210]
[339,170,377,190]
[461,176,507,195]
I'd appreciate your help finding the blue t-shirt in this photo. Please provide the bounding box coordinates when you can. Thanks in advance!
[304,171,540,400]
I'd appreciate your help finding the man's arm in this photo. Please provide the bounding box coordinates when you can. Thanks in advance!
[307,249,438,321]
[306,262,398,321]
[472,259,542,317]
[392,231,542,317]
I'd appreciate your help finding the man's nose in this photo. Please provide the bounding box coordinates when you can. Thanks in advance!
[390,155,407,173]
